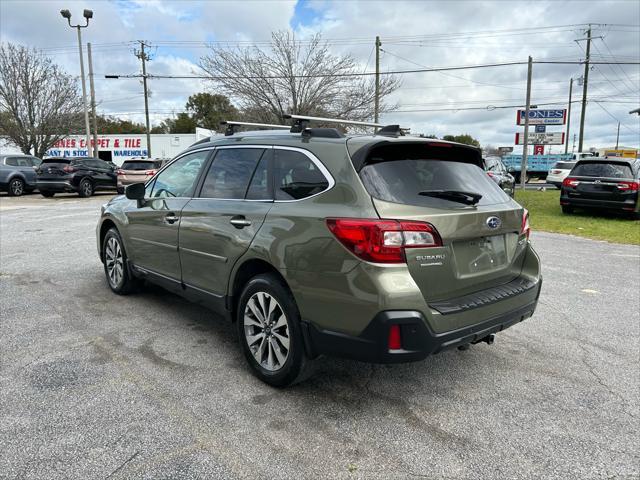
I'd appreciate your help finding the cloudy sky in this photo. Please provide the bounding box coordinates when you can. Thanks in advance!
[1,0,639,151]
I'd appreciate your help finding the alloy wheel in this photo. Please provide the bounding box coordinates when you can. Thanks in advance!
[10,179,24,196]
[105,237,124,287]
[243,292,290,371]
[81,180,92,196]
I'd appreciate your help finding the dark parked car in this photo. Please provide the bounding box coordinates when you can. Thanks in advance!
[561,158,640,219]
[96,118,541,386]
[484,156,515,197]
[0,154,42,196]
[37,157,117,197]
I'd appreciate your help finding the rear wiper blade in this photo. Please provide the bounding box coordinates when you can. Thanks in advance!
[418,189,483,205]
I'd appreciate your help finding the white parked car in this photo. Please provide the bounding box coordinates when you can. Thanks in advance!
[547,161,577,189]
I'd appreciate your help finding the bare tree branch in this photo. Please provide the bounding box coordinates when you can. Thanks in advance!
[0,42,82,157]
[199,31,400,126]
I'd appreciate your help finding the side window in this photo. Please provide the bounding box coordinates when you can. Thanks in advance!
[6,158,19,166]
[246,153,271,200]
[200,148,265,199]
[150,151,209,198]
[273,149,330,200]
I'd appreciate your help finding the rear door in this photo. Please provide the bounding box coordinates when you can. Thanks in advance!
[7,156,37,185]
[125,150,210,279]
[179,146,273,297]
[354,142,528,302]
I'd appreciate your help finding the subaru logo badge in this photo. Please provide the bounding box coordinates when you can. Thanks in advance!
[486,216,501,229]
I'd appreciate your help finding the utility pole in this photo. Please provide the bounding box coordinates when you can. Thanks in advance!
[135,41,152,158]
[564,77,573,154]
[87,43,99,158]
[615,121,620,149]
[520,56,533,190]
[374,36,381,124]
[577,25,592,153]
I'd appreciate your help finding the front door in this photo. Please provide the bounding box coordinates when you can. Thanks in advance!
[125,150,211,280]
[179,147,273,297]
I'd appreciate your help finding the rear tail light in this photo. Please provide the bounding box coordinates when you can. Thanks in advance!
[562,177,579,187]
[63,165,76,173]
[388,325,402,351]
[116,169,124,175]
[551,169,561,174]
[486,171,495,178]
[326,218,442,264]
[521,209,531,239]
[617,181,639,191]
[145,169,157,176]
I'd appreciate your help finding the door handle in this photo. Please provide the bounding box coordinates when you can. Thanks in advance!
[164,214,179,224]
[230,216,252,228]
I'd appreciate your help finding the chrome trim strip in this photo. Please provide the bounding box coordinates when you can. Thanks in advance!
[182,282,224,298]
[179,246,227,263]
[132,264,181,284]
[130,236,177,250]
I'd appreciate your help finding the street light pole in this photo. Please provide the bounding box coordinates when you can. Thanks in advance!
[60,9,93,157]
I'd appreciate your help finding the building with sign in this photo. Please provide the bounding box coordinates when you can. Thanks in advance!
[0,128,219,165]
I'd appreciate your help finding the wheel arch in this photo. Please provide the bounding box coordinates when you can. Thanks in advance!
[228,258,293,322]
[98,218,118,259]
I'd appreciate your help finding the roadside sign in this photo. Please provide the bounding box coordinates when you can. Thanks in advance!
[534,125,546,133]
[533,145,545,155]
[515,132,565,145]
[498,146,514,153]
[517,109,567,125]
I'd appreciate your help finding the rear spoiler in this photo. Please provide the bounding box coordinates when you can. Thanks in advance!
[349,140,483,172]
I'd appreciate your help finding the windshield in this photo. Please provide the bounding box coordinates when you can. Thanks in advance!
[554,162,576,170]
[360,159,510,208]
[571,162,633,178]
[121,161,155,170]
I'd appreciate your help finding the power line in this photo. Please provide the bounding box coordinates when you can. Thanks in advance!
[592,101,637,134]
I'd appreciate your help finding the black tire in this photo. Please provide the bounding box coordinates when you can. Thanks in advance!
[236,273,310,387]
[7,178,25,197]
[40,191,55,198]
[78,178,94,197]
[562,205,574,214]
[102,228,137,295]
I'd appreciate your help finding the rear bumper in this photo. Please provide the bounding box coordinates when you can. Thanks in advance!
[36,180,76,192]
[303,278,542,363]
[560,194,638,211]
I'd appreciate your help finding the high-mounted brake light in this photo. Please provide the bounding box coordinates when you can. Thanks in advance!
[562,177,579,188]
[617,181,639,191]
[326,218,442,264]
[521,208,531,239]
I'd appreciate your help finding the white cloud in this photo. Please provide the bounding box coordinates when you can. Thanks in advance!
[1,0,638,149]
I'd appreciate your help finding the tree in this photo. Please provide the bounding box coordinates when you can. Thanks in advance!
[0,43,83,157]
[199,31,400,125]
[186,93,238,131]
[96,115,147,134]
[155,113,197,134]
[442,134,481,148]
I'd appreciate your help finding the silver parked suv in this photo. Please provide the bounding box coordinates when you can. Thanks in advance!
[0,154,41,196]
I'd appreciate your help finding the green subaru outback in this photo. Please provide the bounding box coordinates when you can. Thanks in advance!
[97,118,541,386]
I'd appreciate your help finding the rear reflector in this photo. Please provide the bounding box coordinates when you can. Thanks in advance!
[326,218,442,264]
[388,325,402,350]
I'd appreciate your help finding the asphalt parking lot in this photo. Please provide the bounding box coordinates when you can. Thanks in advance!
[1,193,639,480]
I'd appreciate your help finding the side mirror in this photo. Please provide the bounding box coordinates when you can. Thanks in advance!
[125,183,146,207]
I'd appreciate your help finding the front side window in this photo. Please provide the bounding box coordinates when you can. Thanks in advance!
[273,149,329,200]
[150,151,209,198]
[200,148,265,199]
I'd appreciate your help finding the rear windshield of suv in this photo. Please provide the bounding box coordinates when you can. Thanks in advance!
[571,162,632,178]
[41,158,71,164]
[121,161,155,170]
[360,159,510,208]
[554,162,576,169]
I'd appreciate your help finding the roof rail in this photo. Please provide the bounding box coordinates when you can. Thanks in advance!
[282,114,409,136]
[220,120,290,136]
